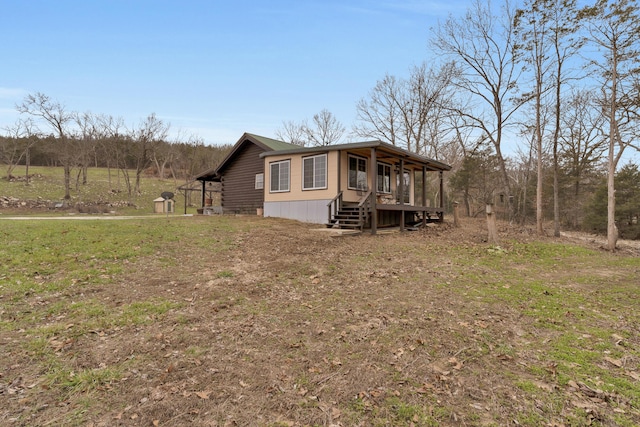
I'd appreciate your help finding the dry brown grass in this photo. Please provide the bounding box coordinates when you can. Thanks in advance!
[2,216,639,426]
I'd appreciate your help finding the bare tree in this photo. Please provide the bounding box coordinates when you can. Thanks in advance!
[276,109,344,147]
[152,134,182,182]
[449,141,504,217]
[432,0,524,215]
[415,62,459,161]
[1,118,37,182]
[559,90,607,228]
[513,0,583,235]
[305,109,345,146]
[354,63,457,157]
[353,74,403,146]
[515,0,556,234]
[547,0,583,237]
[16,93,76,199]
[97,114,130,194]
[275,120,307,146]
[582,0,640,250]
[74,111,100,188]
[129,113,169,195]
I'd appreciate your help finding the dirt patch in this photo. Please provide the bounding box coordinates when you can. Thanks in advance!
[2,217,639,426]
[561,230,640,254]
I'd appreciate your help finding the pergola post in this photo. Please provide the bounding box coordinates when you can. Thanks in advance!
[201,180,206,208]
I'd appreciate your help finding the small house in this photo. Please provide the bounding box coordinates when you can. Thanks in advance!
[195,133,299,215]
[196,133,452,234]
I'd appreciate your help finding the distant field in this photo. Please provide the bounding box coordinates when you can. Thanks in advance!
[0,165,197,215]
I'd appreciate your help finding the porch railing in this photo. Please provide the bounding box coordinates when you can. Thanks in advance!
[327,191,343,224]
[357,190,373,230]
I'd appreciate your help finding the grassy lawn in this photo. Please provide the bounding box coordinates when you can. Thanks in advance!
[1,213,639,426]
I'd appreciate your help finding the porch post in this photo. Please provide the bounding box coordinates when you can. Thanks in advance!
[439,171,444,221]
[370,147,377,235]
[399,158,404,232]
[422,166,427,228]
[337,150,341,190]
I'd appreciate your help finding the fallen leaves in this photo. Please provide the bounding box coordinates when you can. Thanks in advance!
[195,390,211,399]
[448,357,464,370]
[603,356,623,368]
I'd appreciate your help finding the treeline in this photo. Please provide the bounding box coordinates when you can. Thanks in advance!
[4,1,640,243]
[274,0,640,244]
[1,93,231,199]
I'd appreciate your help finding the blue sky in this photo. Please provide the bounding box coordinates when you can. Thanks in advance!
[0,0,467,146]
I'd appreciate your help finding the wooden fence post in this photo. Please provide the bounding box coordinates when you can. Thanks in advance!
[486,203,499,245]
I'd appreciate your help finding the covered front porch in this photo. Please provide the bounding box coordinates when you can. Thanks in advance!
[327,144,450,234]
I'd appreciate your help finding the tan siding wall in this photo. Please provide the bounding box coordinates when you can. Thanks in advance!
[339,152,415,204]
[340,152,371,202]
[264,149,418,205]
[264,151,339,202]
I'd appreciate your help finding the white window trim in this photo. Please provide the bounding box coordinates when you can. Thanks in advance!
[302,154,328,191]
[377,162,392,194]
[348,154,368,191]
[255,173,264,190]
[269,160,290,193]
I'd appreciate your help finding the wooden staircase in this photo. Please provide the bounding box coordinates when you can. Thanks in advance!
[327,191,373,231]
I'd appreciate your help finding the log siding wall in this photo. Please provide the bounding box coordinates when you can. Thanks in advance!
[220,142,265,214]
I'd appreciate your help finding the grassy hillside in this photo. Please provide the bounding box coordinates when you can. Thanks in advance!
[0,165,197,215]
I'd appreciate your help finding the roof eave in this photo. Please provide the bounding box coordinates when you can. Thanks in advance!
[195,132,295,181]
[260,141,452,171]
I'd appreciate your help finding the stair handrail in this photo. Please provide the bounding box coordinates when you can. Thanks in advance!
[327,191,343,224]
[357,190,373,230]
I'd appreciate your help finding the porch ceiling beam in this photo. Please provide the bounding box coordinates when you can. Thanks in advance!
[375,154,441,171]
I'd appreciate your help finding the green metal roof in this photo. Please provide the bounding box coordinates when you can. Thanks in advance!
[246,133,299,151]
[195,133,298,181]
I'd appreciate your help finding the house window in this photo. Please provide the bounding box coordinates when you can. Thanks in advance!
[397,170,411,203]
[348,155,367,190]
[255,173,264,190]
[303,154,327,190]
[377,163,391,193]
[270,160,290,192]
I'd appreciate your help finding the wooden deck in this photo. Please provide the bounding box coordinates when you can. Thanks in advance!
[374,204,444,233]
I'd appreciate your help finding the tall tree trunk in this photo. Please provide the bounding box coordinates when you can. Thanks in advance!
[522,143,534,226]
[107,160,112,188]
[64,164,71,200]
[536,97,544,235]
[606,56,618,251]
[552,66,561,237]
[25,147,30,186]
